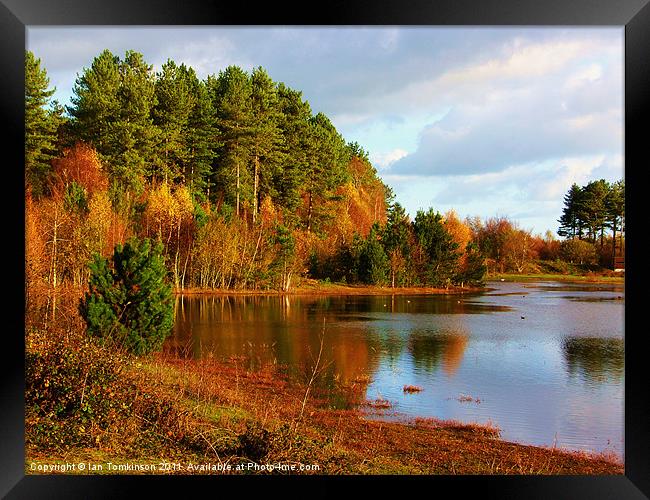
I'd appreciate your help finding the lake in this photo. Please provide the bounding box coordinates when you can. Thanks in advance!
[168,280,624,458]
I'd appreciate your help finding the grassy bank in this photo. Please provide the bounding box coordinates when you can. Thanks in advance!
[26,326,623,476]
[487,259,625,284]
[174,279,484,297]
[489,273,624,284]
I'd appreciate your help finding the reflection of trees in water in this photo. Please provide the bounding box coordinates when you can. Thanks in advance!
[563,337,624,384]
[169,295,382,407]
[407,329,469,375]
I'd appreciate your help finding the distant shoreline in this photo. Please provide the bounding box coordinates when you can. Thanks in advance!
[173,281,485,296]
[487,273,624,284]
[172,274,624,296]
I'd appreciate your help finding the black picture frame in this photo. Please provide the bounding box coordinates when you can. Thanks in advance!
[2,0,647,498]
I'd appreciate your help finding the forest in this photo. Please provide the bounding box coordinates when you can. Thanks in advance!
[25,48,625,308]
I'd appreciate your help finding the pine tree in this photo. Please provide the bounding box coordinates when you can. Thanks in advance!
[152,60,196,182]
[606,180,625,268]
[68,50,158,193]
[413,209,460,287]
[359,223,389,285]
[25,51,61,196]
[79,237,174,355]
[557,183,583,240]
[184,76,217,201]
[68,50,121,162]
[275,83,311,218]
[382,202,411,287]
[208,66,254,214]
[304,112,350,233]
[249,67,286,223]
[581,179,610,246]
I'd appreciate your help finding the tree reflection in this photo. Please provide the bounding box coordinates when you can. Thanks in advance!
[169,295,383,407]
[562,337,624,384]
[407,330,469,375]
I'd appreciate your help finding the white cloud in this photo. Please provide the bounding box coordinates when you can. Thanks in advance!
[371,149,409,170]
[388,35,622,177]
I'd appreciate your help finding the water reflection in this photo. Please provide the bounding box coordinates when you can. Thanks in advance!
[168,282,624,456]
[407,330,469,376]
[563,337,624,384]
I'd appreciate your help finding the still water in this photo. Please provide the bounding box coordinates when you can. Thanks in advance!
[169,281,624,458]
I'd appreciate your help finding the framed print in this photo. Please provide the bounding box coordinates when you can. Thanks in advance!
[2,0,648,498]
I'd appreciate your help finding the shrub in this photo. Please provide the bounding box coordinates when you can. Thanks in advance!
[560,239,598,265]
[79,237,174,355]
[25,328,135,450]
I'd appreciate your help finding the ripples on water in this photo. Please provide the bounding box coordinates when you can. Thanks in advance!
[169,281,624,458]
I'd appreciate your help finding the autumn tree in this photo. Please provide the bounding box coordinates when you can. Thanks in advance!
[444,210,471,271]
[502,227,536,273]
[560,239,597,265]
[457,242,487,286]
[141,182,195,289]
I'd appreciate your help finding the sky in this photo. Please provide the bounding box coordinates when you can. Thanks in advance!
[26,26,624,235]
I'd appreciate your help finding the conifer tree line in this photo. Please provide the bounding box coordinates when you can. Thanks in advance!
[557,180,625,245]
[555,179,625,268]
[25,48,623,304]
[24,48,393,296]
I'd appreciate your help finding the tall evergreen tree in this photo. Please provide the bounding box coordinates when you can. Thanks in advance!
[184,75,217,201]
[275,83,311,218]
[25,51,62,196]
[208,66,254,214]
[580,179,610,246]
[68,50,158,193]
[152,60,196,182]
[68,50,121,162]
[557,183,583,240]
[413,208,460,287]
[304,112,350,233]
[606,179,625,267]
[249,67,286,222]
[382,202,411,287]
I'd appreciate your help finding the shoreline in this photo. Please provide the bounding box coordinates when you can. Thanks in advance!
[171,274,623,297]
[26,351,624,475]
[173,281,486,297]
[487,273,624,284]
